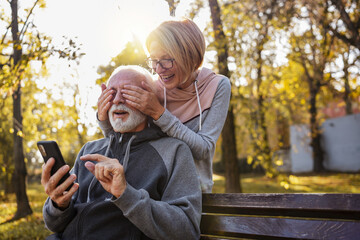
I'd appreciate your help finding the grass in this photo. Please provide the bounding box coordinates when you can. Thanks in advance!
[0,183,52,240]
[1,173,359,239]
[212,172,360,193]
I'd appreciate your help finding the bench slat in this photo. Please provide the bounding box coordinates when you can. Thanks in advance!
[202,193,360,211]
[201,193,360,239]
[200,214,360,240]
[202,193,360,220]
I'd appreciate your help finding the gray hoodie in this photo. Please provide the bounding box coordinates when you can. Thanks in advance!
[43,124,201,240]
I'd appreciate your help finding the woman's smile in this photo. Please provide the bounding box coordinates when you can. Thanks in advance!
[149,41,181,90]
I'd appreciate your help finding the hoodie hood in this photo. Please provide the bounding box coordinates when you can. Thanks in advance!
[86,122,166,203]
[108,122,166,152]
[105,122,166,171]
[156,67,223,124]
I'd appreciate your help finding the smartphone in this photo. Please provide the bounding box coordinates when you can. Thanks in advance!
[37,140,73,191]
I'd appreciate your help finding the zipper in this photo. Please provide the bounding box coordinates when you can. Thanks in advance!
[76,201,98,240]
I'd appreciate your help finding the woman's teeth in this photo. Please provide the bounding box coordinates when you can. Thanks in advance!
[162,74,174,80]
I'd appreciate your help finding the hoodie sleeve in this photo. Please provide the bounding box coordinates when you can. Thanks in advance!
[42,146,84,233]
[43,197,77,233]
[111,142,202,240]
[154,77,231,161]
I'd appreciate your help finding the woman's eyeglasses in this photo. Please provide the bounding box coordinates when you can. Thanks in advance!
[146,58,175,70]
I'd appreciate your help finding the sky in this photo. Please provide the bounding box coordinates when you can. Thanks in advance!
[29,0,210,131]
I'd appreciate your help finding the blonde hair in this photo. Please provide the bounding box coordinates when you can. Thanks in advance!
[146,18,205,84]
[107,65,155,91]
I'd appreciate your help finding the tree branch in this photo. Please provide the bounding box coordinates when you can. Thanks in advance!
[1,25,11,45]
[0,53,12,57]
[294,35,312,82]
[331,0,358,35]
[330,0,360,49]
[356,17,360,30]
[19,0,40,40]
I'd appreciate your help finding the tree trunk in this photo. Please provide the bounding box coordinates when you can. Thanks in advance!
[343,54,352,115]
[258,94,272,170]
[309,83,324,172]
[256,42,272,172]
[221,107,241,192]
[165,0,178,16]
[209,0,241,193]
[10,0,33,220]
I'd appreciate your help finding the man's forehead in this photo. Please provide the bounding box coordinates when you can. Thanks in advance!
[108,73,143,88]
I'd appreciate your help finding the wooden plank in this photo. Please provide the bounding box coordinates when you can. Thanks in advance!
[200,237,240,240]
[202,193,360,212]
[201,207,359,220]
[200,236,244,240]
[200,215,360,240]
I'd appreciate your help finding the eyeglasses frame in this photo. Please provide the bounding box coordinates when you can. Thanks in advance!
[146,58,175,70]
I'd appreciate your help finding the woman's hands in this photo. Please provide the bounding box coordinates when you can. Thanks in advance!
[97,81,164,121]
[121,81,165,120]
[97,83,114,121]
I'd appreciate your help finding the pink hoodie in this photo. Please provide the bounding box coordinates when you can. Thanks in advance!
[156,67,223,124]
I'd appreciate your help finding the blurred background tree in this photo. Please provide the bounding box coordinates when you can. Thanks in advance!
[0,0,359,224]
[1,0,83,220]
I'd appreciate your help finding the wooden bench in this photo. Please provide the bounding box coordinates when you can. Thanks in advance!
[200,193,360,239]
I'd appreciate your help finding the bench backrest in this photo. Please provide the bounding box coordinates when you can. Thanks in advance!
[200,193,360,239]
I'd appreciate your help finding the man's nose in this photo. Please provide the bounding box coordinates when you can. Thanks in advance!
[113,91,125,104]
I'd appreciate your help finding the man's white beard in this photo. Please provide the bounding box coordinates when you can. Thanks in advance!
[109,104,147,133]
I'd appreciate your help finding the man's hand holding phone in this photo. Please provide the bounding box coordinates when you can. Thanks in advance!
[41,158,79,210]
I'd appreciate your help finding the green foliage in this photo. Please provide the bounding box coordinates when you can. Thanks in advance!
[96,39,148,86]
[0,68,96,190]
[204,0,360,176]
[0,0,87,196]
[0,0,84,92]
[0,92,14,192]
[218,0,298,176]
[22,80,89,167]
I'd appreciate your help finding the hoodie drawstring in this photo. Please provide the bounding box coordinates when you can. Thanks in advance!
[122,135,136,172]
[87,134,115,203]
[86,133,136,203]
[104,134,115,157]
[194,80,202,131]
[163,86,167,110]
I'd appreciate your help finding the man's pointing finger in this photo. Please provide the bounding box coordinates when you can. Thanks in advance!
[80,154,108,162]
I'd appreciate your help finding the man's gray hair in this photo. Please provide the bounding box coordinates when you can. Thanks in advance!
[107,65,155,90]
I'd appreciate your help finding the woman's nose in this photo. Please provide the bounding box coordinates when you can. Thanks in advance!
[155,63,166,74]
[113,91,125,104]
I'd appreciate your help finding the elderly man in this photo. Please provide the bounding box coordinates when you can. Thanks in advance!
[41,65,201,240]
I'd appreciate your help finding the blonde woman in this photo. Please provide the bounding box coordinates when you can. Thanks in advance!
[97,18,231,193]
